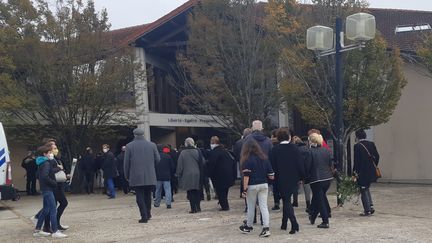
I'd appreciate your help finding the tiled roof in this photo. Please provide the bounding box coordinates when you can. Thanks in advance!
[107,0,432,52]
[108,0,198,47]
[368,8,432,52]
[108,24,150,47]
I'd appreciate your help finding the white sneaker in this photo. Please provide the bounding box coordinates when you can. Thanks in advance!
[30,216,38,225]
[52,231,68,238]
[33,230,51,237]
[60,224,70,230]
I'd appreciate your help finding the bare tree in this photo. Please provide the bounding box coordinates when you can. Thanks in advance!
[174,0,282,134]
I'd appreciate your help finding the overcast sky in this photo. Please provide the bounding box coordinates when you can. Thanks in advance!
[87,0,432,30]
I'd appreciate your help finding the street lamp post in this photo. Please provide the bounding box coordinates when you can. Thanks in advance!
[306,13,376,177]
[335,17,343,176]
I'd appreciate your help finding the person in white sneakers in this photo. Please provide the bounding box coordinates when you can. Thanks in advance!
[33,145,67,238]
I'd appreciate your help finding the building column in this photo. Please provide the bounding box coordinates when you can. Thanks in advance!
[134,47,151,140]
[278,102,290,128]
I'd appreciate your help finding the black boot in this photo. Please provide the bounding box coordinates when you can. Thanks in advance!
[306,201,311,213]
[281,221,287,230]
[289,223,299,234]
[317,222,329,228]
[189,200,196,213]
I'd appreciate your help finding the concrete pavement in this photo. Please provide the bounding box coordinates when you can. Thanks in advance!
[1,183,431,242]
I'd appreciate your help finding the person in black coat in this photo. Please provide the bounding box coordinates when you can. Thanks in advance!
[154,145,175,208]
[80,147,95,194]
[35,142,70,232]
[116,146,129,194]
[22,151,38,195]
[270,128,303,234]
[33,145,67,238]
[207,136,237,211]
[353,129,380,216]
[233,128,252,199]
[102,144,118,199]
[197,140,212,201]
[292,136,312,212]
[306,133,333,229]
[270,129,282,211]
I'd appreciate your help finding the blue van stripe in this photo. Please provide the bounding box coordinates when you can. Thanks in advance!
[0,148,6,167]
[0,156,5,167]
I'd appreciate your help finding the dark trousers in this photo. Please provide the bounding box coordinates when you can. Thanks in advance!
[40,183,68,230]
[360,183,373,212]
[281,193,298,227]
[292,184,299,205]
[201,177,211,200]
[171,176,178,194]
[134,185,153,220]
[273,183,281,206]
[310,180,331,224]
[215,186,230,210]
[26,175,37,195]
[84,172,94,194]
[187,189,201,212]
[118,174,129,194]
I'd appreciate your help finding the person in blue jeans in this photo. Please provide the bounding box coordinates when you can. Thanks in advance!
[154,145,175,209]
[33,145,67,238]
[102,144,118,199]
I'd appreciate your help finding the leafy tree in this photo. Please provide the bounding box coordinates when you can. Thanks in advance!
[271,0,406,173]
[175,0,290,133]
[0,0,139,161]
[0,0,40,121]
[418,33,432,75]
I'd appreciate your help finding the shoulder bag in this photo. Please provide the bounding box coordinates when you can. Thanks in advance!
[55,160,67,182]
[358,143,382,178]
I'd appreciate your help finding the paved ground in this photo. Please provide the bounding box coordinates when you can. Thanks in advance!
[1,183,431,243]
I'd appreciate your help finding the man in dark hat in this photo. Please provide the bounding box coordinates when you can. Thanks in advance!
[124,128,160,223]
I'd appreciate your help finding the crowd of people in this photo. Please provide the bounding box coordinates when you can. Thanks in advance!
[25,120,380,239]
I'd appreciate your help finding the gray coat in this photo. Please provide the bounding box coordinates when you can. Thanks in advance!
[124,136,160,187]
[176,148,203,191]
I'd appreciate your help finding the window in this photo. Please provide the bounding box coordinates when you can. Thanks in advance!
[395,24,431,33]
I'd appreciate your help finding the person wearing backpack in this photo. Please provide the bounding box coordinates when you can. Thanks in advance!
[207,136,237,211]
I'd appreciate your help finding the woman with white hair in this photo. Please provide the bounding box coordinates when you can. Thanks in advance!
[176,137,205,213]
[305,133,333,229]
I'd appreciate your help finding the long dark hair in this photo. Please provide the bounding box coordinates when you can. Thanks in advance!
[240,138,267,165]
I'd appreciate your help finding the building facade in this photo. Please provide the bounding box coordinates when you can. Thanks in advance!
[8,1,432,190]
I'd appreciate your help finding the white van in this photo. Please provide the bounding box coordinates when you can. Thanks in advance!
[0,122,18,201]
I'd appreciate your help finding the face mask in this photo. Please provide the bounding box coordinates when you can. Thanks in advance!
[103,148,108,153]
[53,148,59,156]
[210,144,217,150]
[47,154,54,160]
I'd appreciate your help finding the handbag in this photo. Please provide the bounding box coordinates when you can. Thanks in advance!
[358,142,381,179]
[54,160,67,182]
[55,170,67,182]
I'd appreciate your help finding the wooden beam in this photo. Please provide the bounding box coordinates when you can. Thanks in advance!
[147,41,188,48]
[152,25,187,47]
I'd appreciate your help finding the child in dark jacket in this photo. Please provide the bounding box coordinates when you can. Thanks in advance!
[33,145,67,238]
[154,145,175,208]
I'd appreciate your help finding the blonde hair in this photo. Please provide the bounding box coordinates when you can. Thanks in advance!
[308,133,323,146]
